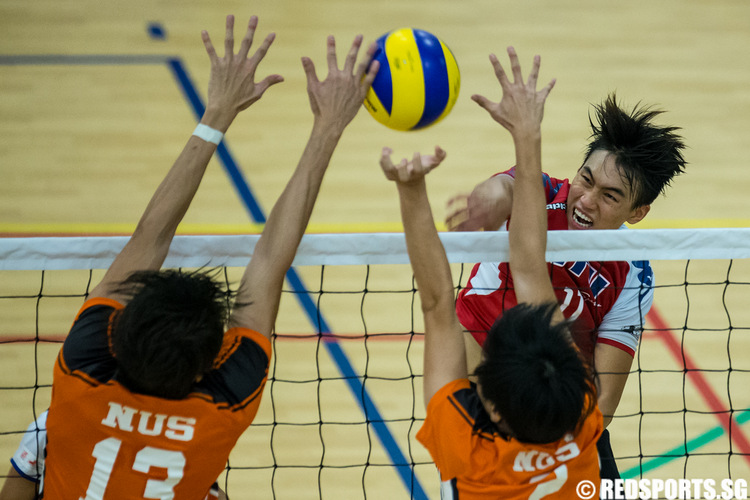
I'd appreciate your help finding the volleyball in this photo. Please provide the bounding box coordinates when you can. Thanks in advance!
[364,28,460,131]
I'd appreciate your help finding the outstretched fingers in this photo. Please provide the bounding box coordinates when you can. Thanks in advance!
[301,56,320,115]
[489,53,510,89]
[471,93,496,114]
[360,59,379,97]
[343,34,363,74]
[507,46,523,84]
[237,15,258,60]
[380,147,398,180]
[202,30,218,61]
[356,42,378,82]
[248,32,276,71]
[301,56,319,86]
[326,35,338,72]
[526,54,541,89]
[253,73,285,99]
[539,77,557,100]
[224,15,235,59]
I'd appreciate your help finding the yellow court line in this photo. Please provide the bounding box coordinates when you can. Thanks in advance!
[1,220,749,236]
[0,222,404,235]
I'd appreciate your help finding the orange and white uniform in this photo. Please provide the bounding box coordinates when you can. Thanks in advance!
[42,297,271,499]
[417,379,603,499]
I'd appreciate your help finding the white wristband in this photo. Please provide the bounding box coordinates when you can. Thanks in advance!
[192,123,224,145]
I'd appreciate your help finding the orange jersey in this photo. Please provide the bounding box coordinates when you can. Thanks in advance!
[416,379,602,499]
[43,297,271,499]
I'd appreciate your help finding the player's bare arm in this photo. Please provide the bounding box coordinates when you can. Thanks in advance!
[473,47,560,315]
[229,35,378,337]
[595,343,634,427]
[445,170,515,232]
[0,467,37,500]
[380,146,465,407]
[90,15,282,302]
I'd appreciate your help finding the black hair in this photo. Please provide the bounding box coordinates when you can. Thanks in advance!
[110,269,231,399]
[474,302,596,444]
[585,93,687,208]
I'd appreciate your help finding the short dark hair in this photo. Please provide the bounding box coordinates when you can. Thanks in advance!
[585,93,686,208]
[111,269,231,399]
[474,302,596,444]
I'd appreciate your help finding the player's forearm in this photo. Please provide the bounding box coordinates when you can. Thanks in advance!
[508,131,561,309]
[398,180,454,314]
[598,380,625,428]
[138,105,234,239]
[594,343,633,428]
[471,174,514,231]
[231,126,339,333]
[132,135,217,253]
[93,122,223,295]
[0,466,37,500]
[484,174,514,230]
[509,132,547,274]
[248,125,340,276]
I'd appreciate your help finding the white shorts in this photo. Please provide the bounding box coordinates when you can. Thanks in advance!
[10,411,47,482]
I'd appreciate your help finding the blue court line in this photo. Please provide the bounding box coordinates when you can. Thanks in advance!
[1,52,428,499]
[0,54,170,65]
[622,409,750,479]
[166,58,429,499]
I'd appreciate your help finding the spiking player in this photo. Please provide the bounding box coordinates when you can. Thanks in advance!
[35,15,378,499]
[446,91,686,477]
[380,47,602,499]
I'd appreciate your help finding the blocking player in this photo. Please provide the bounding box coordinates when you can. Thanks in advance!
[380,47,602,498]
[1,411,227,499]
[447,91,686,477]
[38,15,377,499]
[0,412,228,500]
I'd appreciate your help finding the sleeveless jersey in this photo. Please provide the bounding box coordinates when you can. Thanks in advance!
[456,168,654,360]
[42,297,271,499]
[416,378,603,499]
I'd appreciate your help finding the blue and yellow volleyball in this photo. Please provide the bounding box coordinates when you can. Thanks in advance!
[365,28,460,131]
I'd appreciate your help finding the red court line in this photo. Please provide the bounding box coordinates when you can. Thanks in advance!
[647,305,750,467]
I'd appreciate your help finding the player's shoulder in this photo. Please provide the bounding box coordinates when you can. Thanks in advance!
[439,381,505,438]
[73,296,123,323]
[602,259,653,291]
[60,297,122,380]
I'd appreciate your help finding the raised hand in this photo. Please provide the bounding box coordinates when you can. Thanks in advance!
[201,15,284,130]
[302,35,379,135]
[472,47,555,138]
[380,146,447,185]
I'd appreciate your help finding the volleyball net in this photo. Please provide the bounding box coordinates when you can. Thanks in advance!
[1,229,750,499]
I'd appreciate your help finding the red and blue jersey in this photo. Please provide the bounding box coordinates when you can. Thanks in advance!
[456,168,654,360]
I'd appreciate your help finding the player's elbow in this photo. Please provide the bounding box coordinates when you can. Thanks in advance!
[419,289,455,318]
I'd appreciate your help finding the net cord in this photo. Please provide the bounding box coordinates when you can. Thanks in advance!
[3,228,750,271]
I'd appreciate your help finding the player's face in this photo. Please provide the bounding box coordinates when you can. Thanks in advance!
[566,149,650,230]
